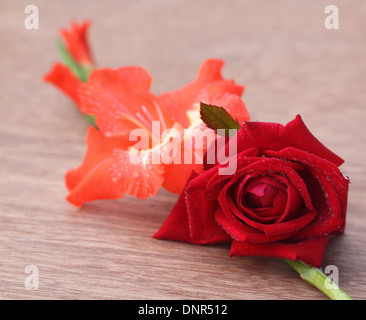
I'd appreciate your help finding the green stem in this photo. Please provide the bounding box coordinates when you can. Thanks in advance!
[57,40,97,128]
[57,40,92,82]
[283,259,352,300]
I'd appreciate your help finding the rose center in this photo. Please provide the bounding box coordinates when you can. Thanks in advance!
[244,183,280,209]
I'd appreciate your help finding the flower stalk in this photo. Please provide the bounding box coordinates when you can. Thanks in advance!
[57,40,92,82]
[283,259,352,300]
[56,40,96,127]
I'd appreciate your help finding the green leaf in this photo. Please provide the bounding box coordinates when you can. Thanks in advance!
[56,40,91,82]
[84,114,97,128]
[200,102,241,136]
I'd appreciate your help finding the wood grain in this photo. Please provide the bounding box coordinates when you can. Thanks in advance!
[0,0,365,300]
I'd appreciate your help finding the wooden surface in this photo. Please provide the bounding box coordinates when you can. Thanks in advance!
[1,0,365,300]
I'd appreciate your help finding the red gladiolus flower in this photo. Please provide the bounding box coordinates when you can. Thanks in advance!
[65,59,249,206]
[60,20,94,67]
[154,115,349,267]
[44,20,95,112]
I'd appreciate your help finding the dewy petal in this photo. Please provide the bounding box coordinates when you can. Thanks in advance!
[66,127,165,206]
[215,207,296,243]
[78,66,173,137]
[205,151,265,194]
[153,171,200,243]
[111,148,165,199]
[43,63,82,106]
[279,166,314,212]
[273,174,303,223]
[239,174,288,223]
[264,147,349,236]
[213,157,317,242]
[230,236,329,267]
[60,20,94,67]
[236,115,344,166]
[66,127,131,191]
[220,183,317,238]
[158,59,245,128]
[184,166,232,243]
[155,170,231,244]
[66,157,126,206]
[162,122,215,194]
[291,168,345,241]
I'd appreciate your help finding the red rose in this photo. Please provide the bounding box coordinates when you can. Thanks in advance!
[154,115,349,267]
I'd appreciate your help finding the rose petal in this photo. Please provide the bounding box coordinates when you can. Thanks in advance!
[230,236,329,267]
[211,157,313,238]
[185,168,232,243]
[153,172,198,243]
[215,206,298,243]
[155,169,231,244]
[240,194,285,225]
[206,155,303,197]
[236,173,286,223]
[265,147,348,208]
[234,115,344,166]
[204,145,259,171]
[279,166,314,212]
[291,168,345,240]
[244,176,284,208]
[224,194,317,237]
[273,176,303,223]
[265,147,349,237]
